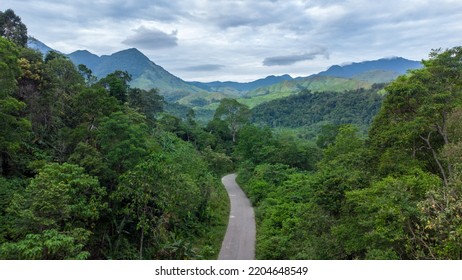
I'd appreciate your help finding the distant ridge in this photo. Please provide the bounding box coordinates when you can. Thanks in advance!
[26,37,423,109]
[316,57,422,79]
[67,50,100,70]
[27,36,57,55]
[67,48,205,101]
[188,74,293,93]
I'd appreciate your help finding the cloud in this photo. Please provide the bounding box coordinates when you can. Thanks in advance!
[263,47,330,66]
[4,0,462,81]
[122,27,178,49]
[180,64,225,72]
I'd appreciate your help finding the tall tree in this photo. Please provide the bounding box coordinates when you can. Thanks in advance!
[77,64,97,86]
[369,47,462,185]
[0,37,30,175]
[98,70,132,103]
[213,98,250,142]
[0,9,27,47]
[128,88,164,123]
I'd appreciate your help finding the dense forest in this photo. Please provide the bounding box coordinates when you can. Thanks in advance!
[2,8,462,260]
[251,85,385,134]
[237,47,462,259]
[0,9,234,259]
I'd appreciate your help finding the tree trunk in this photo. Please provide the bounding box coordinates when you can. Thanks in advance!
[420,132,448,188]
[139,228,144,260]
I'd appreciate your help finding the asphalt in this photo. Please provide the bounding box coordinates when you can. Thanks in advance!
[218,173,256,260]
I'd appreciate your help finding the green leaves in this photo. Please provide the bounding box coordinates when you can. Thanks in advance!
[343,170,440,258]
[214,98,250,142]
[8,163,106,231]
[2,163,106,259]
[98,70,132,103]
[0,9,28,47]
[0,229,91,260]
[112,133,215,259]
[0,37,31,175]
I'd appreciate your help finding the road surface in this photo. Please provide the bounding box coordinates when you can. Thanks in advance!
[218,174,256,260]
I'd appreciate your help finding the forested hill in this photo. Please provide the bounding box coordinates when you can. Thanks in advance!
[237,47,462,260]
[316,57,422,78]
[1,10,233,260]
[4,8,462,261]
[67,48,206,101]
[251,86,385,133]
[188,74,294,94]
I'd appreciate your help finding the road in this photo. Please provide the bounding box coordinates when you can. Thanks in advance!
[218,173,256,260]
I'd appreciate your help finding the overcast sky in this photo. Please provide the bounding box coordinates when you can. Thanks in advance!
[3,0,462,82]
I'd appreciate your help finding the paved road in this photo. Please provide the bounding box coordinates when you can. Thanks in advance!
[218,174,256,260]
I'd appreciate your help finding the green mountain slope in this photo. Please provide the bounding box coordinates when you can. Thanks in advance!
[239,76,372,108]
[68,48,208,102]
[351,69,401,83]
[188,74,293,94]
[251,86,385,134]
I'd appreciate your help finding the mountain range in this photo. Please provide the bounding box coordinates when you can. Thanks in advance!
[27,37,422,109]
[316,57,422,79]
[187,74,294,94]
[68,48,206,102]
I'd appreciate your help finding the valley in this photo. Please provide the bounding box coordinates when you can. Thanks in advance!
[27,37,421,127]
[2,7,462,262]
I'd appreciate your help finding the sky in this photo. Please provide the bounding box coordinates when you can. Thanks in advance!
[3,0,462,82]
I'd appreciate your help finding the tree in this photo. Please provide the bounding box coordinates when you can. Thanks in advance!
[369,47,462,185]
[235,125,275,165]
[98,70,132,103]
[112,133,213,259]
[316,124,341,148]
[96,110,149,184]
[0,9,27,47]
[33,51,85,160]
[213,98,250,142]
[341,170,440,259]
[128,87,164,123]
[413,107,462,259]
[0,37,31,175]
[77,64,97,86]
[3,163,106,259]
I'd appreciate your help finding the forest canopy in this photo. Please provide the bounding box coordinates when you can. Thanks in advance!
[2,8,462,260]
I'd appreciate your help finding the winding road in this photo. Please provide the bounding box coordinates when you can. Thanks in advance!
[218,174,256,260]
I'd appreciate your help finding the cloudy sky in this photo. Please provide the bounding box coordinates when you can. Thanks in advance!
[3,0,462,82]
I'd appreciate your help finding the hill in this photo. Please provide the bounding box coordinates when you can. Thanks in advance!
[68,48,207,102]
[235,57,421,108]
[316,57,421,78]
[27,37,208,103]
[26,38,421,114]
[251,86,385,135]
[239,75,373,108]
[188,74,293,94]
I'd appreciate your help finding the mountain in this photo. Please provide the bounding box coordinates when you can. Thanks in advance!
[316,57,422,79]
[67,48,206,102]
[26,38,423,112]
[251,86,385,134]
[237,57,422,108]
[27,36,57,55]
[239,75,373,108]
[188,74,293,94]
[26,38,205,102]
[67,50,100,70]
